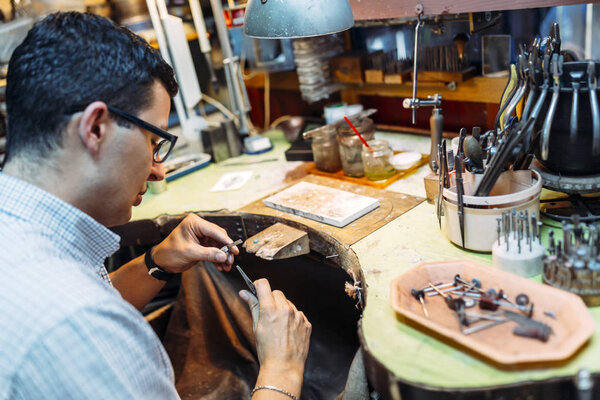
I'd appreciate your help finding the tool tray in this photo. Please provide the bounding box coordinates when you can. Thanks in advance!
[390,260,594,365]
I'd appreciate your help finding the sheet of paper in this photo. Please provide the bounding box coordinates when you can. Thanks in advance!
[210,171,253,192]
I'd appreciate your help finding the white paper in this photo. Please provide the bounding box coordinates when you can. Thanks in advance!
[210,171,253,192]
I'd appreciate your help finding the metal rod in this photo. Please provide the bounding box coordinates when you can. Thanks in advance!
[410,14,423,124]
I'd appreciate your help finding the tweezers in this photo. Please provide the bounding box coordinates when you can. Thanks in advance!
[236,264,257,296]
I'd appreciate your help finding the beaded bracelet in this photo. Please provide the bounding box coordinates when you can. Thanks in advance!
[250,385,298,400]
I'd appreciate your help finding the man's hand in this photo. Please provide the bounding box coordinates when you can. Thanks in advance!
[152,214,239,273]
[239,279,311,389]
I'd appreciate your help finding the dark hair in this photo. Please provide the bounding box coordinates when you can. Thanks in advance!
[5,12,178,162]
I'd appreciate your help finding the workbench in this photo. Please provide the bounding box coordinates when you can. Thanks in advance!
[132,129,600,399]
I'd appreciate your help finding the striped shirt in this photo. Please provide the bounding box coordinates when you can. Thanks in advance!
[0,172,179,399]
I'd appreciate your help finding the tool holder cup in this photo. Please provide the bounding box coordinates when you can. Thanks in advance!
[533,61,600,175]
[442,170,542,252]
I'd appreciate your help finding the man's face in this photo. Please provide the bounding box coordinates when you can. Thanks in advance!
[98,81,170,226]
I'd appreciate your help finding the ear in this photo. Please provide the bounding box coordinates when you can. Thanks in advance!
[78,101,111,155]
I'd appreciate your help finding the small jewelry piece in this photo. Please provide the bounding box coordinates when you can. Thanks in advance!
[250,385,297,400]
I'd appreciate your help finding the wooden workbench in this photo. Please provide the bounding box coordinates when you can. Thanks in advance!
[132,129,600,399]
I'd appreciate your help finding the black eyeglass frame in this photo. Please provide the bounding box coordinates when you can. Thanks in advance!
[106,105,178,163]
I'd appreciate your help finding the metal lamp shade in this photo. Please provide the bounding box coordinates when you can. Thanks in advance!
[243,0,354,39]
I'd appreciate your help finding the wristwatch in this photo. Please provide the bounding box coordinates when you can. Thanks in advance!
[144,246,178,281]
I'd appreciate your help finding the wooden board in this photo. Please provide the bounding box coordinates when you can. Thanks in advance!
[390,259,595,366]
[364,70,384,83]
[414,66,477,83]
[306,152,429,189]
[243,223,310,260]
[383,70,411,84]
[263,181,380,228]
[348,0,587,20]
[240,175,424,246]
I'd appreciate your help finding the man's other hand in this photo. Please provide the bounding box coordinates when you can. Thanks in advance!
[239,279,312,378]
[152,214,239,273]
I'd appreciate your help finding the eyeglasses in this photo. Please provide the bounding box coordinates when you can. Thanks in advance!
[106,106,178,163]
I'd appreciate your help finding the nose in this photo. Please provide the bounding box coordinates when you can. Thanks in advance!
[148,160,166,182]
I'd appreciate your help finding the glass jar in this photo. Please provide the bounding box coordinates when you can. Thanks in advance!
[336,118,375,177]
[311,125,342,172]
[362,139,396,181]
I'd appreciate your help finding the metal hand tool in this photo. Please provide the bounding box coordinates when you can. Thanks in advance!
[587,61,600,155]
[436,144,444,228]
[569,70,584,142]
[458,128,467,159]
[464,135,484,172]
[442,140,450,188]
[236,264,257,296]
[462,319,507,335]
[540,53,563,160]
[495,64,519,132]
[220,239,243,254]
[474,118,534,196]
[501,54,529,130]
[520,38,541,123]
[550,23,561,54]
[455,155,465,249]
[411,288,429,318]
[513,48,549,171]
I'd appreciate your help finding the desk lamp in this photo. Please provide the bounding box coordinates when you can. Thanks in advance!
[243,0,354,39]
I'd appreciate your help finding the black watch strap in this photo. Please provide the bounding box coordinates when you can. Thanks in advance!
[145,246,178,281]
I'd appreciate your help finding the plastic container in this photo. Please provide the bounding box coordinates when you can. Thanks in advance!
[362,139,395,180]
[442,170,542,252]
[311,125,341,172]
[336,118,375,177]
[391,152,422,171]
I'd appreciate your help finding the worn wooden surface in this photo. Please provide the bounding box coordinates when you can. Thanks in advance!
[415,67,477,83]
[349,0,591,20]
[243,222,310,260]
[241,175,424,246]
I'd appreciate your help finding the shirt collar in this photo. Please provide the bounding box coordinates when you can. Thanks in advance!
[0,172,121,267]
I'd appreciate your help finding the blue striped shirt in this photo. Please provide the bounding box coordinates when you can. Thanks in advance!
[0,172,179,399]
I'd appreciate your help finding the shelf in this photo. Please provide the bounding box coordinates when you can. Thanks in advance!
[244,70,506,104]
[349,0,590,20]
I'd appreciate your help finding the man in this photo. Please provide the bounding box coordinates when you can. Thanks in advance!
[0,12,310,399]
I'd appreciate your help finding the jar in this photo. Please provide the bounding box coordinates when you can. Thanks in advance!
[336,118,375,177]
[362,139,396,181]
[310,125,342,172]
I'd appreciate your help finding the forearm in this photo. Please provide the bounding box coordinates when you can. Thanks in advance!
[109,255,166,310]
[252,363,304,400]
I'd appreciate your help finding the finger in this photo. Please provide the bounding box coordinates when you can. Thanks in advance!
[287,299,299,313]
[299,311,310,326]
[187,214,232,247]
[188,245,228,264]
[272,290,293,313]
[216,263,232,272]
[239,290,259,329]
[254,278,274,309]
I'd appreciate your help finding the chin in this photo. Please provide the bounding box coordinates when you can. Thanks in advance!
[104,209,133,228]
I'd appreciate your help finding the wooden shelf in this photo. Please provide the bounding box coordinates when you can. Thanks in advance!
[244,70,506,104]
[345,76,506,104]
[349,0,589,20]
